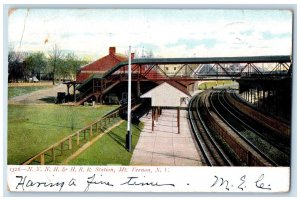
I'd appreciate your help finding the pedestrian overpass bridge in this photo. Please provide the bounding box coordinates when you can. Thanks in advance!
[71,55,292,105]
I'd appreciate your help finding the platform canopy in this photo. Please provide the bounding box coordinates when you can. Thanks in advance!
[141,82,190,107]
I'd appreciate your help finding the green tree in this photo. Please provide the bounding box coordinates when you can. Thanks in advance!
[48,44,63,85]
[8,46,27,82]
[24,52,47,80]
[64,53,88,81]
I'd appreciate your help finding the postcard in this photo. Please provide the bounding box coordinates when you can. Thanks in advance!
[5,7,293,193]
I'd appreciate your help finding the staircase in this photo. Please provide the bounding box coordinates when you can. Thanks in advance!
[75,93,99,106]
[102,80,121,95]
[75,79,121,105]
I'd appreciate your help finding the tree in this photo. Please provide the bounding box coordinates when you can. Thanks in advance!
[24,52,47,80]
[8,46,26,82]
[64,53,86,81]
[48,44,62,85]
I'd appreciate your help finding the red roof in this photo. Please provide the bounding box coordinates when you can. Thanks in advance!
[81,54,127,72]
[76,73,91,83]
[76,47,127,83]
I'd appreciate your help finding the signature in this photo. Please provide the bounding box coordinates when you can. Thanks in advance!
[211,174,271,191]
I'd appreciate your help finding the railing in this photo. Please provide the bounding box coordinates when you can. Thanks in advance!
[22,109,122,165]
[75,86,94,102]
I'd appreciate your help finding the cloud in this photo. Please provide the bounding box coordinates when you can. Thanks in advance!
[166,38,221,49]
[240,29,254,36]
[8,9,292,59]
[135,43,160,51]
[261,31,291,40]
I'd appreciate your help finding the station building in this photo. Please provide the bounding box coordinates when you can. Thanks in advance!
[75,47,191,105]
[76,47,127,83]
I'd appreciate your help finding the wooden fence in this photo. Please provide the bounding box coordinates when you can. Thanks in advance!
[9,82,53,87]
[22,109,122,165]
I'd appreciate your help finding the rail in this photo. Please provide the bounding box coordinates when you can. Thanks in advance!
[188,93,233,166]
[209,90,276,166]
[195,94,233,166]
[188,95,213,166]
[222,91,290,156]
[75,86,94,102]
[230,92,291,139]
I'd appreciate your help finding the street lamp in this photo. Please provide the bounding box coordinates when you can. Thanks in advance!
[126,46,132,152]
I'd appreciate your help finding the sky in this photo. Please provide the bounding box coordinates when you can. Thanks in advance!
[8,9,293,60]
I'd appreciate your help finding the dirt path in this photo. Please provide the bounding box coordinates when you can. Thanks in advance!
[9,84,68,105]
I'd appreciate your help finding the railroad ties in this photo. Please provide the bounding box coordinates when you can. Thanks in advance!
[187,90,290,167]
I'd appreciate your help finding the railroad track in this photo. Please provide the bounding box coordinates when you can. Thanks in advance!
[188,93,233,166]
[224,91,290,155]
[209,90,289,166]
[230,91,291,143]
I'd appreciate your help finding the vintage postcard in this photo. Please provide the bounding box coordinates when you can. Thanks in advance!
[5,7,293,193]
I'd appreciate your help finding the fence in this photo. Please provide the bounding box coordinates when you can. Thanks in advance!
[9,82,53,87]
[22,109,123,165]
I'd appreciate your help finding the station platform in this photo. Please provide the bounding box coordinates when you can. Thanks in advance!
[130,109,202,166]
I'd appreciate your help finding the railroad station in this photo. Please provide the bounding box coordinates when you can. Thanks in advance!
[16,45,292,167]
[7,9,295,196]
[56,46,291,167]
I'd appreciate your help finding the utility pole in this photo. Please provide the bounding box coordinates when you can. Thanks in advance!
[126,46,132,152]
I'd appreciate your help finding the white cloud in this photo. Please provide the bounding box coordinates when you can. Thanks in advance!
[8,9,292,59]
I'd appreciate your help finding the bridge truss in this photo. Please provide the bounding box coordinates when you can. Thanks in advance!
[74,55,292,104]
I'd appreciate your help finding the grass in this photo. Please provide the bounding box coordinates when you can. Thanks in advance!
[42,116,123,165]
[198,80,234,90]
[241,130,289,166]
[68,121,144,165]
[7,104,118,164]
[8,86,51,99]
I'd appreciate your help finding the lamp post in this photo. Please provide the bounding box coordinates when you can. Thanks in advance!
[126,46,132,152]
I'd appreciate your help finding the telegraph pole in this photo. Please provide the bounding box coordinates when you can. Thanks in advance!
[126,46,132,152]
